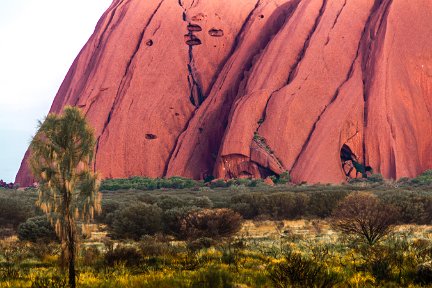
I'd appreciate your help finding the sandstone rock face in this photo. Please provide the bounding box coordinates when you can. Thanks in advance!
[15,0,432,186]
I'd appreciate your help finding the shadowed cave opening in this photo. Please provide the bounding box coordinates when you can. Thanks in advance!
[340,144,372,179]
[208,28,224,37]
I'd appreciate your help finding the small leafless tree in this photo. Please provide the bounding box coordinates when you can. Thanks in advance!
[331,192,398,245]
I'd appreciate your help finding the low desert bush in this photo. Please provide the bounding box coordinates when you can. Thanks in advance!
[306,190,349,218]
[0,196,35,228]
[409,170,432,186]
[180,208,243,240]
[156,196,187,210]
[139,235,173,257]
[267,192,309,219]
[273,171,291,185]
[189,196,213,208]
[17,216,57,243]
[81,246,102,267]
[378,191,432,224]
[111,203,163,240]
[163,206,199,236]
[95,200,121,225]
[230,193,270,219]
[104,245,142,267]
[331,192,399,245]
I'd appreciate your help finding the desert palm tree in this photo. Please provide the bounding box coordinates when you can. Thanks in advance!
[29,106,101,288]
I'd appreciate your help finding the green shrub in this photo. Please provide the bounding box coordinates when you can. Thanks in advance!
[0,196,34,228]
[189,196,213,208]
[139,235,173,257]
[410,170,432,186]
[111,203,163,240]
[378,191,432,224]
[17,216,57,243]
[81,246,102,267]
[156,196,187,210]
[135,194,157,205]
[204,175,215,183]
[306,190,349,218]
[274,171,291,184]
[180,208,243,240]
[367,173,384,183]
[163,206,199,236]
[159,176,199,189]
[100,176,202,191]
[210,179,228,188]
[186,237,215,252]
[228,178,263,187]
[267,192,309,219]
[230,193,270,219]
[95,200,121,225]
[104,245,142,267]
[228,184,249,193]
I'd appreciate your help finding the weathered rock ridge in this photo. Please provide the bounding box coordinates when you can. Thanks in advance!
[16,0,432,186]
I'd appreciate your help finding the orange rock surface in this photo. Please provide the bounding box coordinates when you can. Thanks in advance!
[15,0,432,186]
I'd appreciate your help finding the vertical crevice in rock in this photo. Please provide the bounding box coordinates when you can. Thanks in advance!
[360,0,393,166]
[95,1,124,49]
[162,0,206,175]
[256,0,327,134]
[187,47,205,106]
[179,1,205,107]
[162,111,196,176]
[167,0,301,178]
[291,60,358,172]
[94,0,165,170]
[165,0,263,175]
[331,0,347,29]
[204,0,261,97]
[286,0,328,84]
[216,1,302,178]
[291,0,394,173]
[250,0,328,170]
[70,0,127,107]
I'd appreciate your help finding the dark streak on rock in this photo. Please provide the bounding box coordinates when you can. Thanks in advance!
[94,0,165,170]
[361,0,393,166]
[287,0,328,84]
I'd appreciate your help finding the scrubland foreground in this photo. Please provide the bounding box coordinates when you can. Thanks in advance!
[2,173,432,287]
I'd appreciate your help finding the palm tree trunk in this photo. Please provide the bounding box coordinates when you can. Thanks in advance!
[67,215,76,288]
[69,248,76,288]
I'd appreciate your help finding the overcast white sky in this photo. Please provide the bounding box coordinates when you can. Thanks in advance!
[0,0,112,182]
